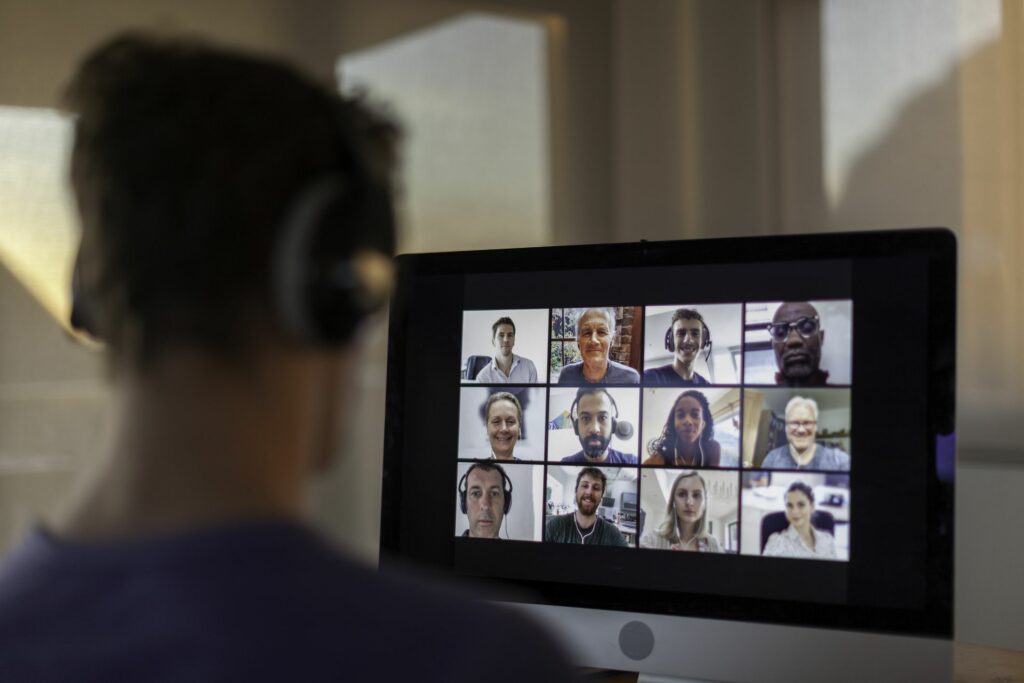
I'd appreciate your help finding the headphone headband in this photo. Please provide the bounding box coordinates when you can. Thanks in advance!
[458,462,514,516]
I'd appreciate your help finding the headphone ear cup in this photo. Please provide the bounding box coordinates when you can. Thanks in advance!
[503,489,512,515]
[458,470,469,514]
[664,326,673,352]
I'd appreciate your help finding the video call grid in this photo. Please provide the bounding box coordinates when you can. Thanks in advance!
[456,302,853,561]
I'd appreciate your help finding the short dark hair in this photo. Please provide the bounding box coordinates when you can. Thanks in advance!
[671,308,704,326]
[786,481,815,504]
[65,34,399,366]
[492,317,515,338]
[575,466,607,492]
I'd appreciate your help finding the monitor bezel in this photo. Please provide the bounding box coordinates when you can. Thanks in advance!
[379,227,955,639]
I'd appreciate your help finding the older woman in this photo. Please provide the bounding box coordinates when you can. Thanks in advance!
[640,471,722,552]
[484,392,523,461]
[556,308,640,385]
[643,390,721,467]
[761,396,850,471]
[763,481,837,559]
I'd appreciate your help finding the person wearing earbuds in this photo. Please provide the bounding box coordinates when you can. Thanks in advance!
[557,308,640,385]
[459,463,511,538]
[640,471,722,552]
[0,34,575,682]
[545,468,629,546]
[643,390,722,467]
[644,308,712,386]
[559,388,638,464]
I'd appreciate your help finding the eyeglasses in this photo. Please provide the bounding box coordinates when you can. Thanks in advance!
[766,315,820,341]
[785,420,817,431]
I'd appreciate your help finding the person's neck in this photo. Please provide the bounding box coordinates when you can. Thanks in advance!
[672,359,694,380]
[674,442,700,465]
[575,509,597,529]
[677,519,697,544]
[582,360,608,382]
[53,346,338,542]
[789,442,817,465]
[495,351,514,372]
[795,524,815,548]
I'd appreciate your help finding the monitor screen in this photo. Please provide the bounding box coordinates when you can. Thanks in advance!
[380,229,955,677]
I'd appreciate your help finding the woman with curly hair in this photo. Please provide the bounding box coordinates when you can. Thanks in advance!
[643,390,721,467]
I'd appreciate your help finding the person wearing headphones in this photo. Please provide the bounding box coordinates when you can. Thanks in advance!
[644,308,712,386]
[0,34,574,682]
[458,463,513,538]
[559,388,638,464]
[643,390,722,467]
[545,467,629,546]
[640,471,723,552]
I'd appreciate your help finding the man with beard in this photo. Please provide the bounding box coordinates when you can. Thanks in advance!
[545,468,629,546]
[559,388,638,464]
[644,308,711,386]
[769,302,831,387]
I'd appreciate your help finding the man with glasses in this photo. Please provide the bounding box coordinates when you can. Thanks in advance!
[761,397,851,471]
[767,301,830,387]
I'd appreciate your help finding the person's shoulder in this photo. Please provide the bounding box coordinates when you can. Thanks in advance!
[761,446,788,468]
[560,451,585,463]
[643,365,673,384]
[642,452,667,466]
[557,363,583,384]
[475,363,499,382]
[608,361,640,382]
[609,448,638,464]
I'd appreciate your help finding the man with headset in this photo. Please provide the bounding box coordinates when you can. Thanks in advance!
[0,34,574,681]
[459,462,513,538]
[644,308,712,386]
[559,388,638,464]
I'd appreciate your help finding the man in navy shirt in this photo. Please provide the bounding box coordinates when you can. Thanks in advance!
[0,34,574,682]
[560,388,638,464]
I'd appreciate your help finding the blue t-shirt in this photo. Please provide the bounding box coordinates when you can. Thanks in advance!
[761,443,851,471]
[556,361,639,385]
[642,364,710,386]
[0,522,576,682]
[560,447,638,465]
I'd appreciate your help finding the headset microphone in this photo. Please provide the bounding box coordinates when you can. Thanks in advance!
[613,420,634,440]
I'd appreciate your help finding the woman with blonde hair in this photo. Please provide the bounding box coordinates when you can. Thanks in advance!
[641,470,722,552]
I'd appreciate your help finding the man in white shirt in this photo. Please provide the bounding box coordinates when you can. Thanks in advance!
[476,316,538,383]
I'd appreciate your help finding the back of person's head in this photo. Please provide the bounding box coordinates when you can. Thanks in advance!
[65,33,400,369]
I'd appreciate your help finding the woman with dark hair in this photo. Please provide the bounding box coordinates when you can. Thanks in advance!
[640,470,723,552]
[763,481,837,559]
[643,390,721,467]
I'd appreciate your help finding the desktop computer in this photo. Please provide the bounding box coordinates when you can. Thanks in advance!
[381,229,955,681]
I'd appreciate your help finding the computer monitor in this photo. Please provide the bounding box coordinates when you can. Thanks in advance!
[381,229,955,682]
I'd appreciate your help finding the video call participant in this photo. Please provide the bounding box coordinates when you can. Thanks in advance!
[644,308,711,386]
[0,35,574,682]
[763,481,837,559]
[545,468,629,546]
[643,390,722,467]
[483,392,524,461]
[560,388,638,464]
[459,463,512,539]
[761,396,850,471]
[475,316,538,383]
[640,471,722,552]
[768,301,831,387]
[557,308,640,385]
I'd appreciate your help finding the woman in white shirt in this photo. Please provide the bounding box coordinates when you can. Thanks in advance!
[763,481,837,559]
[640,470,722,552]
